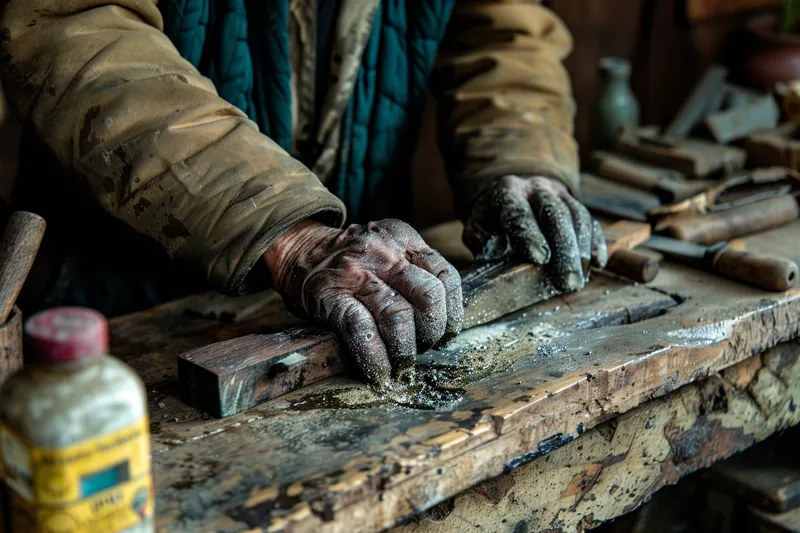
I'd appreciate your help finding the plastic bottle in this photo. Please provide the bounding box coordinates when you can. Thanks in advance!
[0,307,153,532]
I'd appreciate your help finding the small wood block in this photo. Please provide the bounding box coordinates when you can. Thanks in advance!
[617,135,747,178]
[743,123,800,172]
[663,65,729,139]
[705,95,780,144]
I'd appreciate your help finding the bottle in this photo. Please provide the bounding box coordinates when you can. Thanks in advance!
[0,307,153,532]
[590,57,641,151]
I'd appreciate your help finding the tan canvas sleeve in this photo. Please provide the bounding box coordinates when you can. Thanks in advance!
[433,0,580,218]
[0,0,346,295]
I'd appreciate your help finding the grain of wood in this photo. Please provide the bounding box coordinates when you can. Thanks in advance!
[0,212,45,323]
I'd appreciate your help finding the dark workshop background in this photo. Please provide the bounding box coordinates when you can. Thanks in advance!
[411,0,785,228]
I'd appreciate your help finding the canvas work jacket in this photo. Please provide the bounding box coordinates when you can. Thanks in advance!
[0,0,579,303]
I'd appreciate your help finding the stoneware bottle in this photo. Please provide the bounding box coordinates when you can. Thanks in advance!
[591,57,640,151]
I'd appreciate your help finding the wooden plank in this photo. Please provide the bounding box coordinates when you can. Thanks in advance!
[106,221,800,533]
[706,95,780,144]
[178,223,653,418]
[663,65,728,139]
[392,342,800,532]
[617,135,747,178]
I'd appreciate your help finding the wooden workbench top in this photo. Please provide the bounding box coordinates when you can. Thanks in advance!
[109,222,800,533]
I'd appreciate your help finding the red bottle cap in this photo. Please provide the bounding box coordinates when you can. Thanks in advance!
[24,307,109,363]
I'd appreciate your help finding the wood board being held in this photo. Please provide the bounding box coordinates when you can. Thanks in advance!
[178,222,651,418]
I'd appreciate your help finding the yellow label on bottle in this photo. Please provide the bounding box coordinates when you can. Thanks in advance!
[0,418,152,533]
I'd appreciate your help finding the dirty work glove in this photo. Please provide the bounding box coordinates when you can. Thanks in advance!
[464,175,609,292]
[264,219,464,388]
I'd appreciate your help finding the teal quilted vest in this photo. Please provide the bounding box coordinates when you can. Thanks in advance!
[161,0,455,221]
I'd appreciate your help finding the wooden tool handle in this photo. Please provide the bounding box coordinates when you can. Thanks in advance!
[712,248,798,292]
[595,155,662,191]
[0,212,46,324]
[667,195,800,245]
[605,249,660,283]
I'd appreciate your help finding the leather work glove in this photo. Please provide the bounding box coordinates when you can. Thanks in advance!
[264,219,463,388]
[464,175,609,292]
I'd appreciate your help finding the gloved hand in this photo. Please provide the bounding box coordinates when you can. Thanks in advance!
[464,175,608,292]
[264,219,463,388]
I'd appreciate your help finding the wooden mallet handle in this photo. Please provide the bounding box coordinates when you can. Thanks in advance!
[0,212,46,324]
[712,248,798,292]
[605,249,660,283]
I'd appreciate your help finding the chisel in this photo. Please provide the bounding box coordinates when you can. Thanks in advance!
[645,235,797,292]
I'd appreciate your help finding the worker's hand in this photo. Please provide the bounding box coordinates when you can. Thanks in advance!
[464,175,608,292]
[264,219,463,388]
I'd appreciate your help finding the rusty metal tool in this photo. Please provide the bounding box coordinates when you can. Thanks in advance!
[645,235,797,292]
[179,222,654,417]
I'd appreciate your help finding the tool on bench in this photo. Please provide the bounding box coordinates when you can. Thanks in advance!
[663,65,729,140]
[582,173,662,222]
[617,134,747,178]
[0,211,45,383]
[605,249,659,283]
[645,235,798,292]
[658,194,800,245]
[601,220,659,283]
[179,221,653,418]
[591,151,709,204]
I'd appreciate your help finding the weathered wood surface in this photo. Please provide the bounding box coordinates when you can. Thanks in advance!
[392,340,800,533]
[108,221,800,532]
[178,221,654,418]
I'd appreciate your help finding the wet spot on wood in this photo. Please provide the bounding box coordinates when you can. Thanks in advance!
[162,215,191,238]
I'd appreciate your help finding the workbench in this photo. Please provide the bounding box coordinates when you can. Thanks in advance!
[108,221,800,533]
